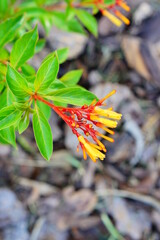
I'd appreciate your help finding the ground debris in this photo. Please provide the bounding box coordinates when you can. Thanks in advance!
[0,1,160,239]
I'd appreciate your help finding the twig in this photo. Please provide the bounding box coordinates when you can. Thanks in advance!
[30,217,45,240]
[96,188,160,211]
[14,176,58,204]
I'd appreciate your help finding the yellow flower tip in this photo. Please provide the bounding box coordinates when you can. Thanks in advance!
[90,116,118,128]
[103,149,107,153]
[96,139,106,152]
[103,127,115,135]
[125,18,130,26]
[78,135,105,162]
[83,148,87,160]
[90,142,102,151]
[94,107,122,120]
[115,10,130,25]
[102,9,122,27]
[98,133,114,143]
[126,6,130,12]
[100,90,116,103]
[119,2,130,12]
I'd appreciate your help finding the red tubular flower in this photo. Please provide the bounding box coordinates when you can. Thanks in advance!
[34,90,122,162]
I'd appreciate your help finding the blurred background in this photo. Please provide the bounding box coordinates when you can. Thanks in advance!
[0,0,160,239]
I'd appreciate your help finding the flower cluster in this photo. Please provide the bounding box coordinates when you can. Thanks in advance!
[34,90,122,162]
[93,0,130,26]
[47,90,121,162]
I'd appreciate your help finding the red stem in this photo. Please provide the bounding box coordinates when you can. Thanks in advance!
[33,93,80,136]
[33,94,65,120]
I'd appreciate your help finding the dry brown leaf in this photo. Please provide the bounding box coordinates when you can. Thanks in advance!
[63,187,97,216]
[121,36,151,80]
[16,177,58,204]
[107,197,151,239]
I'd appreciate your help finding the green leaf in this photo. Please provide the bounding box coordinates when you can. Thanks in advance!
[6,65,31,98]
[66,6,76,21]
[18,112,30,134]
[37,101,51,120]
[0,0,8,16]
[0,48,9,61]
[0,105,21,131]
[0,87,16,108]
[18,6,53,34]
[13,102,29,111]
[18,5,50,18]
[0,80,4,93]
[52,11,85,34]
[35,0,47,6]
[0,15,24,48]
[46,86,98,106]
[101,214,124,240]
[57,48,69,64]
[104,0,115,5]
[0,63,7,75]
[64,0,72,3]
[41,48,68,65]
[45,80,66,93]
[0,126,16,147]
[33,105,53,160]
[60,69,82,86]
[40,15,53,34]
[34,54,59,92]
[35,39,45,53]
[21,63,36,76]
[10,26,38,69]
[76,9,98,37]
[0,135,8,144]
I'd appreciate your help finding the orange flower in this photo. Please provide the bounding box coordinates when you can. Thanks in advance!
[58,89,121,162]
[34,90,122,162]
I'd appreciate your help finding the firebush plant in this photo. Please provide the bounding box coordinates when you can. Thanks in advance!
[0,0,129,162]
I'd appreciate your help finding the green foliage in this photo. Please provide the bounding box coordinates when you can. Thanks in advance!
[0,0,107,36]
[0,0,105,160]
[6,65,31,98]
[33,105,53,160]
[34,53,59,92]
[0,0,8,18]
[101,214,124,240]
[0,15,24,48]
[75,9,98,37]
[45,86,98,106]
[18,112,30,134]
[10,26,38,69]
[0,105,22,131]
[0,127,16,147]
[60,70,83,86]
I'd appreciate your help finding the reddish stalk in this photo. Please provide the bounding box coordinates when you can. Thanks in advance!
[33,93,67,121]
